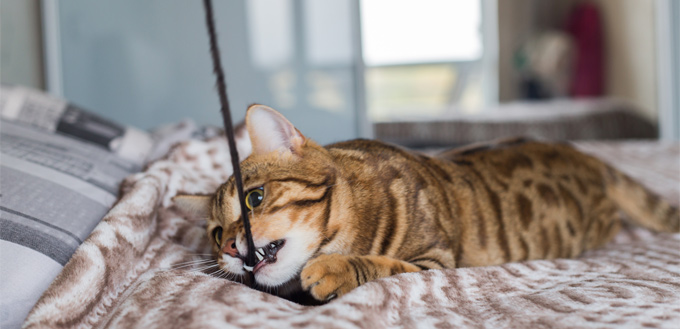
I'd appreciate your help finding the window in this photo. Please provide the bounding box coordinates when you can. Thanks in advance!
[360,0,493,121]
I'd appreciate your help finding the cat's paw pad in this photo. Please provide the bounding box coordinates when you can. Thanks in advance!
[300,254,357,301]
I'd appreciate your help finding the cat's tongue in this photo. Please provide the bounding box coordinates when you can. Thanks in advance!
[253,257,267,273]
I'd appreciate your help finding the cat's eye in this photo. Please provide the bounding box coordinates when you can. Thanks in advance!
[245,187,264,210]
[212,227,223,245]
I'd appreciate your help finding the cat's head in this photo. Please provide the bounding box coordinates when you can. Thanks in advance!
[174,105,337,291]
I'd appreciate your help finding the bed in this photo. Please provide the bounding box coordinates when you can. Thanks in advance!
[21,135,679,329]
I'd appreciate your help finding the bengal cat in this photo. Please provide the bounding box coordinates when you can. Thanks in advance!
[174,104,679,303]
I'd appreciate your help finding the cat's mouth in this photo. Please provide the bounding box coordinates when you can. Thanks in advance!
[243,239,286,273]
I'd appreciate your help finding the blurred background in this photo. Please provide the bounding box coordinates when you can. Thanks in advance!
[2,0,679,146]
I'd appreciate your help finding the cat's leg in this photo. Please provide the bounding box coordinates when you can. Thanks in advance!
[300,254,421,301]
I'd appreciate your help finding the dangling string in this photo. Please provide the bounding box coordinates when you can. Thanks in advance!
[202,0,257,287]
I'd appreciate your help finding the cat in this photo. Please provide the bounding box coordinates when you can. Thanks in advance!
[174,104,679,303]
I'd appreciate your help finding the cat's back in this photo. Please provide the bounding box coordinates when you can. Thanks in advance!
[325,137,603,178]
[436,137,604,176]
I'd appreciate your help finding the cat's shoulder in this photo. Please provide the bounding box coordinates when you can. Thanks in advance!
[325,138,417,159]
[326,138,405,152]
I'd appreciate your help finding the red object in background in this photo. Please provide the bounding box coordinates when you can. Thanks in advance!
[566,2,604,97]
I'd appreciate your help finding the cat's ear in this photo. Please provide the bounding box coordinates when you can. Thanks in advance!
[246,104,306,156]
[173,195,212,220]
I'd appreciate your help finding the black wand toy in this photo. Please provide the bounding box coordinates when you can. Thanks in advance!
[202,0,258,287]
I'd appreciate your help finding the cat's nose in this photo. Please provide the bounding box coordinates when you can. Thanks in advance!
[222,238,239,257]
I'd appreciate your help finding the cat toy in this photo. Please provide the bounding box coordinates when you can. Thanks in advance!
[202,0,258,286]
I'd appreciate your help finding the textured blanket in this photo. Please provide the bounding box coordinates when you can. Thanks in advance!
[23,138,680,329]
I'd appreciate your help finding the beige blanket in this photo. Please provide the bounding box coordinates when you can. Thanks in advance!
[23,138,680,329]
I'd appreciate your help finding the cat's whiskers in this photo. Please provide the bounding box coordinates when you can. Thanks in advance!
[214,270,238,282]
[173,258,212,264]
[169,262,214,270]
[191,263,220,273]
[170,259,215,269]
[207,268,223,276]
[179,264,217,272]
[173,258,218,271]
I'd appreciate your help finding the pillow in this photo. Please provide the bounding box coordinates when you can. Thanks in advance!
[0,86,189,328]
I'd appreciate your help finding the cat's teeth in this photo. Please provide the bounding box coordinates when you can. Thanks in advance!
[256,251,264,261]
[257,247,265,256]
[243,264,254,272]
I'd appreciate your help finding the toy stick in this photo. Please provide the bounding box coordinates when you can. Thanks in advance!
[202,0,257,286]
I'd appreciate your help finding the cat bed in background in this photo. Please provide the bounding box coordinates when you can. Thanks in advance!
[22,133,680,328]
[375,98,657,148]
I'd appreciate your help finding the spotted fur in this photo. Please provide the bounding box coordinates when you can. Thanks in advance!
[175,105,679,303]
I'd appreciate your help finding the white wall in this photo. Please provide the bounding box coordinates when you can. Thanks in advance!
[656,0,680,140]
[497,0,532,102]
[0,0,44,89]
[592,0,658,121]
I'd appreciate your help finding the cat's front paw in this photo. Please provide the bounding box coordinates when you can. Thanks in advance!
[300,254,357,301]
